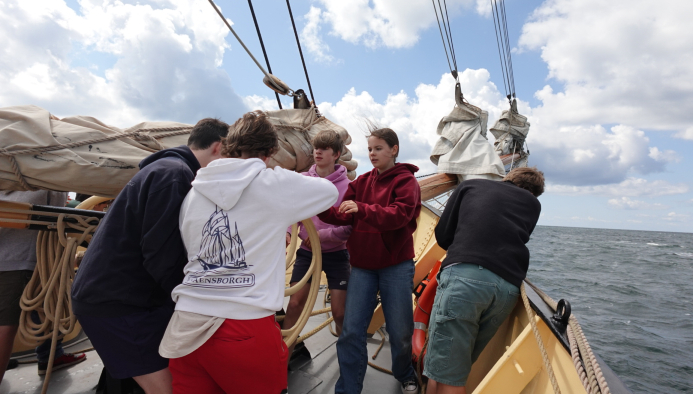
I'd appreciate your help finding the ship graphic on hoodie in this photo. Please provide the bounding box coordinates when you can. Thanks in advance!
[196,206,248,272]
[184,206,255,289]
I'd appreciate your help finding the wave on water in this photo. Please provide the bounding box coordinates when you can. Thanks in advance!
[647,242,666,246]
[674,252,693,258]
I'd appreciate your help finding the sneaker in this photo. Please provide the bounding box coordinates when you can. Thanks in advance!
[38,352,87,375]
[401,380,419,394]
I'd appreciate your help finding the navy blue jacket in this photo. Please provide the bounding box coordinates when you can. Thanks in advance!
[436,179,541,287]
[72,146,200,316]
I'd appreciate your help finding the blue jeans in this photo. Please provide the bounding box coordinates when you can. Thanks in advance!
[335,260,417,394]
[31,311,64,363]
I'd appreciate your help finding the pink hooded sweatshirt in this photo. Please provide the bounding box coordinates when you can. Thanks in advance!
[288,164,352,253]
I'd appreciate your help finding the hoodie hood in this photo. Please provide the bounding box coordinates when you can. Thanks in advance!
[306,164,348,183]
[191,158,265,210]
[139,145,201,174]
[369,163,419,181]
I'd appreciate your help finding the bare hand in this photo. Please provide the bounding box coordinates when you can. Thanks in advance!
[303,237,312,251]
[339,200,358,214]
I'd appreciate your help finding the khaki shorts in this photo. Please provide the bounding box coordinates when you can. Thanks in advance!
[0,270,32,326]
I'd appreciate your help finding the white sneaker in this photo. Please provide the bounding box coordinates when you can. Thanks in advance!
[401,380,419,394]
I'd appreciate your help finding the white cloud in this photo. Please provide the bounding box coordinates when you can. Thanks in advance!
[315,0,480,49]
[0,0,248,127]
[674,127,693,140]
[527,123,675,185]
[607,197,666,210]
[648,147,680,163]
[301,6,335,63]
[243,95,279,112]
[548,178,689,197]
[663,212,690,222]
[519,0,693,135]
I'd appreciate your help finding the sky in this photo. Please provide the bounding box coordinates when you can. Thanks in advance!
[1,0,692,233]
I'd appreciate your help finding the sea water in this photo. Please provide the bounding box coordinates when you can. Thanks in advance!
[527,226,693,394]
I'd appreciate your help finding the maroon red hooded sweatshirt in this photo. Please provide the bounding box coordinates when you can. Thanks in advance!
[318,163,421,270]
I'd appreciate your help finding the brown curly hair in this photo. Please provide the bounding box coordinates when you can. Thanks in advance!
[221,110,279,159]
[504,166,545,197]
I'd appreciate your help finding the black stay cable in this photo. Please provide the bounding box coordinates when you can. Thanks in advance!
[490,0,516,103]
[286,0,316,104]
[499,0,516,99]
[441,0,458,73]
[431,0,454,75]
[247,0,282,109]
[491,0,510,98]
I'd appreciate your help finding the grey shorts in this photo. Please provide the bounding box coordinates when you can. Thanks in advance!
[423,264,520,387]
[0,270,33,326]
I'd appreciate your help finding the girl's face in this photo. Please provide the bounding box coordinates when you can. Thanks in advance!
[368,136,398,172]
[314,147,340,168]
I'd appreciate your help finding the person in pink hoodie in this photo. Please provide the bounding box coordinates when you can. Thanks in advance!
[284,130,352,355]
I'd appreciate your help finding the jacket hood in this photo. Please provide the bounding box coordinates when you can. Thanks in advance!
[307,164,348,183]
[139,145,201,174]
[368,163,419,181]
[191,158,266,210]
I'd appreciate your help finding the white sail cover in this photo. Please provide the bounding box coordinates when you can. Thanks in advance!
[489,109,530,169]
[430,102,505,181]
[0,105,357,198]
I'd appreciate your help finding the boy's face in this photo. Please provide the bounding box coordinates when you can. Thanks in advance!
[314,147,340,168]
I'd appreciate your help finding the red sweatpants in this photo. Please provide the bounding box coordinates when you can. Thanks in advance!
[169,316,288,394]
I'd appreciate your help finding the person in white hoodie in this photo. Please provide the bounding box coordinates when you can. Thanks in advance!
[159,111,338,394]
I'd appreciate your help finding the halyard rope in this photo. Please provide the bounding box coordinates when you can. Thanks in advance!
[207,0,292,95]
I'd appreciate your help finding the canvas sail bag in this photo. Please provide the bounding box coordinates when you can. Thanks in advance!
[0,105,357,197]
[489,107,530,168]
[430,101,505,181]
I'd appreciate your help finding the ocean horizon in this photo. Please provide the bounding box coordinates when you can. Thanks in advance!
[527,225,692,393]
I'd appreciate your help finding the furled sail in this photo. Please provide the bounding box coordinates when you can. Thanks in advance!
[430,100,506,182]
[489,105,530,171]
[0,105,358,197]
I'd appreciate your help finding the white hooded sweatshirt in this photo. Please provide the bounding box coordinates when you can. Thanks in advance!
[171,158,338,320]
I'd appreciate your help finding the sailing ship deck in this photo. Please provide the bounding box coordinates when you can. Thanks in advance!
[1,288,399,394]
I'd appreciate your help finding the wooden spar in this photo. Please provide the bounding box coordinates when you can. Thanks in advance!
[418,173,458,201]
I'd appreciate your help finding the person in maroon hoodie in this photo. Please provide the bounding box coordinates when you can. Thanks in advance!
[319,128,422,394]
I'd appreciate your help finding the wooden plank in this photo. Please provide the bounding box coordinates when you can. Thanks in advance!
[418,173,458,201]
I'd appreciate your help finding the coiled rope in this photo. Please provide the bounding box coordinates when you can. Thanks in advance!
[16,212,99,394]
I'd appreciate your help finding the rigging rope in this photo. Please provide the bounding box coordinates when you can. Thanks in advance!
[207,0,292,95]
[431,0,459,79]
[285,0,316,104]
[247,0,282,109]
[490,0,516,102]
